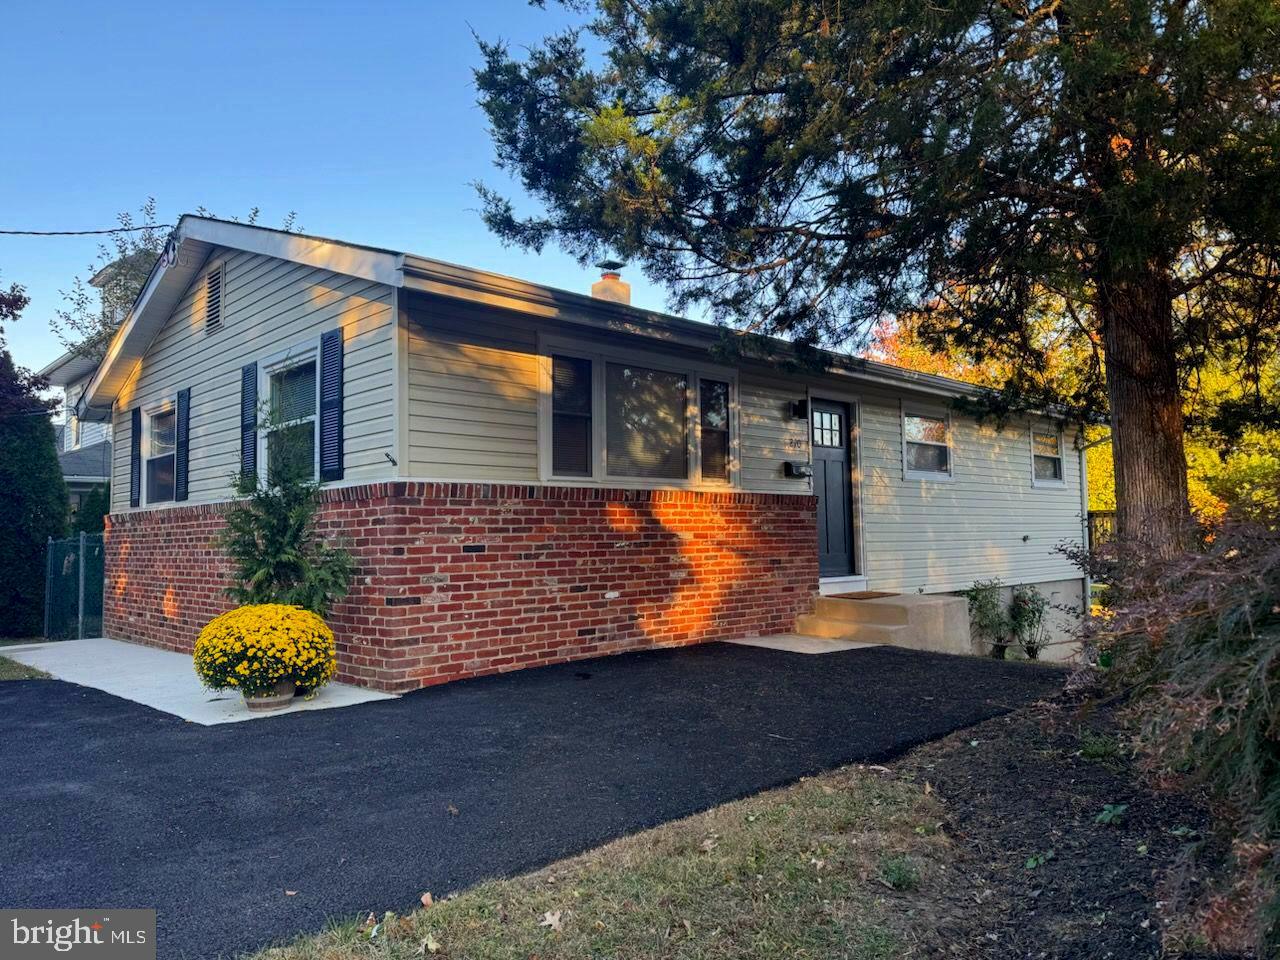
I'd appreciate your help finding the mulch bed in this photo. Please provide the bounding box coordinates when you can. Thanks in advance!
[891,690,1245,959]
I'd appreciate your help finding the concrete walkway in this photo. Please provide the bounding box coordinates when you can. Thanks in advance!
[0,642,1064,959]
[1,637,395,723]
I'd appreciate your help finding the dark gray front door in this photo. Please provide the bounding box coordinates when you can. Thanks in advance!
[812,400,854,578]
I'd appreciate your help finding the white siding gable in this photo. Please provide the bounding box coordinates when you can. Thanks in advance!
[111,247,397,511]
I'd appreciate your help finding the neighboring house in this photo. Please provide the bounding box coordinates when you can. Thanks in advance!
[40,351,111,515]
[75,216,1089,691]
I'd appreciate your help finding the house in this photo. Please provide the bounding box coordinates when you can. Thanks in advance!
[41,350,112,515]
[75,216,1089,691]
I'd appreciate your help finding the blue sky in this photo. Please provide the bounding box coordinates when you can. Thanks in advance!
[0,0,672,372]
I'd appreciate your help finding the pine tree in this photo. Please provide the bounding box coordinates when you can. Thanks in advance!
[475,0,1280,553]
[0,282,69,636]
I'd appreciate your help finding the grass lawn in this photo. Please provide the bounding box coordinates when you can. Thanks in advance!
[250,696,1238,959]
[254,765,946,960]
[0,655,49,681]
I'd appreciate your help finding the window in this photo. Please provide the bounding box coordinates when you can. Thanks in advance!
[543,342,734,487]
[812,408,844,448]
[606,363,688,479]
[146,407,176,503]
[699,379,730,481]
[68,416,81,450]
[1033,429,1064,484]
[551,355,592,476]
[903,411,951,478]
[266,360,317,483]
[204,265,223,334]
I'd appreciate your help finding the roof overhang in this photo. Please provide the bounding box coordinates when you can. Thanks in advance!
[399,256,1049,409]
[79,215,1067,422]
[38,349,100,387]
[78,216,404,421]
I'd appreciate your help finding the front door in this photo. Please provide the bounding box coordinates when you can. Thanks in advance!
[812,400,854,578]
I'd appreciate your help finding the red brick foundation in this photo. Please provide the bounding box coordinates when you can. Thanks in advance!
[104,482,818,691]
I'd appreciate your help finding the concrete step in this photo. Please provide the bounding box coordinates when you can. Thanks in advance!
[813,595,910,625]
[793,615,910,644]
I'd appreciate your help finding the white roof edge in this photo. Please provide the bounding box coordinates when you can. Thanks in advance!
[79,216,407,420]
[179,218,404,287]
[37,348,99,385]
[79,215,1072,423]
[399,256,1070,416]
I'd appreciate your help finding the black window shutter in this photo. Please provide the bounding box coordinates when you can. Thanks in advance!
[175,387,191,502]
[240,362,257,483]
[129,407,142,508]
[319,329,344,482]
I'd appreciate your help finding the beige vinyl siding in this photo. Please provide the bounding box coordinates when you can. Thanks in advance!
[402,296,1083,595]
[406,300,540,480]
[405,301,814,489]
[857,391,1084,593]
[111,247,396,511]
[738,376,810,493]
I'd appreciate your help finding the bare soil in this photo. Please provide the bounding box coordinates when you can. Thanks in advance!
[894,695,1242,959]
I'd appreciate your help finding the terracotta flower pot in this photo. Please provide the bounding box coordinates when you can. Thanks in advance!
[243,679,297,713]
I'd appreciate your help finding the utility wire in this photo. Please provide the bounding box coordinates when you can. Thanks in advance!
[0,224,174,236]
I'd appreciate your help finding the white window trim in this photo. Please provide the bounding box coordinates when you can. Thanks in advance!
[901,404,954,481]
[536,334,740,490]
[1030,423,1067,488]
[141,394,177,505]
[256,339,321,485]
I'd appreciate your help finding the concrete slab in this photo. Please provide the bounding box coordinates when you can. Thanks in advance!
[723,634,879,654]
[2,637,395,724]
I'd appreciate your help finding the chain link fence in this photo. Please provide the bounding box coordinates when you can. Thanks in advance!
[43,533,105,641]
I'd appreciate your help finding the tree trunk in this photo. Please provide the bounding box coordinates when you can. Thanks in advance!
[1098,266,1190,555]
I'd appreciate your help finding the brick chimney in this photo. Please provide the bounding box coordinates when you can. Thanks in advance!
[590,260,631,305]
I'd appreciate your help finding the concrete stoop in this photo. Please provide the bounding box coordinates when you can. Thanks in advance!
[795,593,974,655]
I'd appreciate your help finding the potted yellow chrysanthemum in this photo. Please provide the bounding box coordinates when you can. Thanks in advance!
[193,604,337,712]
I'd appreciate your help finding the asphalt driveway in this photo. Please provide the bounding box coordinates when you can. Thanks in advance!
[0,643,1063,958]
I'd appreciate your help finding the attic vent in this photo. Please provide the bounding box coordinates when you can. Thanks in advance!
[204,265,223,334]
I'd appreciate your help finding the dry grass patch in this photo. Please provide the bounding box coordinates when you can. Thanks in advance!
[0,655,48,681]
[252,766,947,960]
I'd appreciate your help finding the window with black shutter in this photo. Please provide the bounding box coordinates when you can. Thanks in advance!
[145,406,177,504]
[240,362,257,483]
[129,407,142,507]
[265,359,318,484]
[318,329,343,482]
[174,387,190,502]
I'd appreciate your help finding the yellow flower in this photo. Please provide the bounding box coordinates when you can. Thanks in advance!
[193,604,336,696]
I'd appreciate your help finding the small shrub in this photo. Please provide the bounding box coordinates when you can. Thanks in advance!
[220,408,353,617]
[965,578,1010,659]
[877,855,920,891]
[1079,731,1121,761]
[71,483,110,534]
[193,604,336,697]
[1025,849,1056,870]
[1095,803,1129,827]
[1009,585,1049,660]
[1092,519,1280,951]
